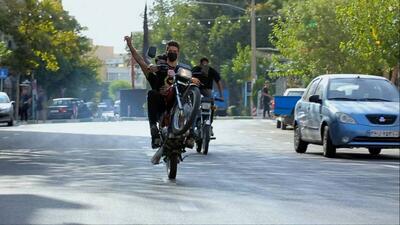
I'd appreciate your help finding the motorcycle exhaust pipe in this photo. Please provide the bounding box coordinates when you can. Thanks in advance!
[151,146,164,165]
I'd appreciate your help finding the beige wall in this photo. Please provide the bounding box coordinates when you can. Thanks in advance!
[92,45,114,81]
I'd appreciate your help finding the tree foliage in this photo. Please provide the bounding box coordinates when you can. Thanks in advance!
[271,0,400,79]
[0,0,101,99]
[108,80,131,101]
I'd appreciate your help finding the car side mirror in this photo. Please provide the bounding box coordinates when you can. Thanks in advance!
[309,95,322,104]
[10,101,15,105]
[147,46,157,58]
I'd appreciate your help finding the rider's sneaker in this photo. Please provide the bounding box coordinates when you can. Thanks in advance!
[152,137,162,149]
[151,147,164,165]
[185,136,195,149]
[151,125,161,149]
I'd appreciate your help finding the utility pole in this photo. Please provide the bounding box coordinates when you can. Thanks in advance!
[250,0,257,115]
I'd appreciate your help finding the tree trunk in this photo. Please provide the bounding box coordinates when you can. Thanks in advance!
[15,73,20,121]
[391,63,399,88]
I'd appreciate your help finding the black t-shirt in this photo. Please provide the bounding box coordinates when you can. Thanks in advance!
[192,65,221,90]
[263,87,270,102]
[147,54,181,91]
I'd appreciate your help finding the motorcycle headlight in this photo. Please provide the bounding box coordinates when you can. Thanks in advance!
[177,68,192,79]
[201,102,212,110]
[336,112,356,124]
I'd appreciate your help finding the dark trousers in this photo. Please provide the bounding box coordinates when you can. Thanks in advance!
[20,107,29,121]
[147,90,166,127]
[263,101,271,118]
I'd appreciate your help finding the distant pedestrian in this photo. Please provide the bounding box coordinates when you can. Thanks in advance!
[36,89,46,122]
[262,81,272,119]
[20,90,31,122]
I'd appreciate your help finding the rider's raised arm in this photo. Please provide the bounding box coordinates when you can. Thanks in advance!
[124,36,151,79]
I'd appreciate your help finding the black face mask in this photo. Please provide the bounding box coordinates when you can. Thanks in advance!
[167,52,178,62]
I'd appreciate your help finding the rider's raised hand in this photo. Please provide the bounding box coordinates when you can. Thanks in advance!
[124,36,133,46]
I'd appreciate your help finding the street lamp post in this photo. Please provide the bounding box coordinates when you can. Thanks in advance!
[250,0,257,115]
[188,1,257,114]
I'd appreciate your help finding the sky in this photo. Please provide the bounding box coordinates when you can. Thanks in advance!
[63,0,154,54]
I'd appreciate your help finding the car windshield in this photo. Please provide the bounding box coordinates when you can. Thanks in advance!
[286,91,304,96]
[327,78,400,102]
[52,100,73,106]
[0,94,10,103]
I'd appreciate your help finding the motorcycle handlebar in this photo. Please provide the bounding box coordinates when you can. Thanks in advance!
[214,97,224,102]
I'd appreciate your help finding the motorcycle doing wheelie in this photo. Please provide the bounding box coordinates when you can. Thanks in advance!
[194,95,223,155]
[148,54,201,179]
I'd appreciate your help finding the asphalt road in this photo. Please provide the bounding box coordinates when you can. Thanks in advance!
[0,120,399,225]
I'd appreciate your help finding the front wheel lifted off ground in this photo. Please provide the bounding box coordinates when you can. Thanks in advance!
[171,86,201,135]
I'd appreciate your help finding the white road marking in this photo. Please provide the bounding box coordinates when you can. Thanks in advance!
[382,165,400,169]
[179,202,199,212]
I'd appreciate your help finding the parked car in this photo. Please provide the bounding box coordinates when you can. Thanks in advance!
[294,74,400,157]
[283,88,306,97]
[274,88,306,130]
[0,92,14,126]
[48,98,91,120]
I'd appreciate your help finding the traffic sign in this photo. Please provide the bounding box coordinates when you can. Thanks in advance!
[0,68,8,79]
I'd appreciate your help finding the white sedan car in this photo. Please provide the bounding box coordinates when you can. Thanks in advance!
[0,92,14,126]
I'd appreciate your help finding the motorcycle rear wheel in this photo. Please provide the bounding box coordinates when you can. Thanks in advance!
[202,125,211,155]
[166,153,179,179]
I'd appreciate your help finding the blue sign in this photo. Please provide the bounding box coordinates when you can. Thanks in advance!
[0,68,8,79]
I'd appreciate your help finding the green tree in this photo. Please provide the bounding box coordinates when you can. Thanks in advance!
[108,80,131,100]
[271,0,353,78]
[336,0,400,79]
[0,0,100,99]
[0,41,11,62]
[271,0,400,81]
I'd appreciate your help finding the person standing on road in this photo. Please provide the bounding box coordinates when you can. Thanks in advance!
[20,90,31,122]
[262,81,272,119]
[35,89,46,122]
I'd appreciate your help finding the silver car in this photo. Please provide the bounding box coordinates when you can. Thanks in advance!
[0,92,14,126]
[294,74,400,157]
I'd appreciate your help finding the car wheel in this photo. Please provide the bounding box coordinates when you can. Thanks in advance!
[7,119,13,126]
[368,148,381,156]
[323,126,336,158]
[294,125,308,153]
[276,120,281,129]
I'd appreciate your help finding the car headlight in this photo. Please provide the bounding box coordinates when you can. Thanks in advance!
[336,112,356,124]
[0,107,11,112]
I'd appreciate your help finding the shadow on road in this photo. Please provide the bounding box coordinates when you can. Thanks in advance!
[0,129,399,208]
[0,194,88,225]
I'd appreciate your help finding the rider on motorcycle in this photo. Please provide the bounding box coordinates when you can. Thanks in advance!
[190,57,224,139]
[192,57,224,100]
[124,36,200,149]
